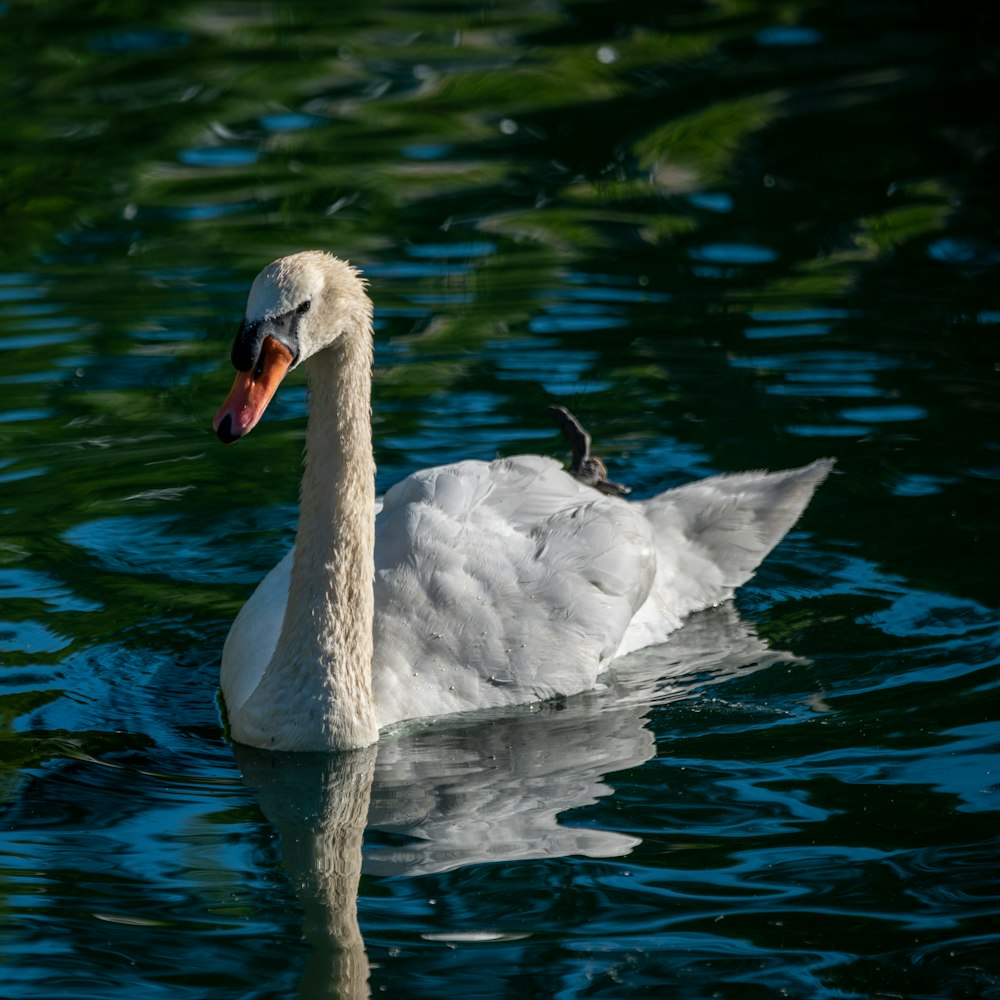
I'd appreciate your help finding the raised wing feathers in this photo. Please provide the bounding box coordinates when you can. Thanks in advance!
[617,458,834,656]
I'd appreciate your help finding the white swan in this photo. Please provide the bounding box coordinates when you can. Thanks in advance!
[213,251,833,752]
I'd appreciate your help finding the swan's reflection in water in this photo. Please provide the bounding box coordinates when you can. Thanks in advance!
[233,606,800,998]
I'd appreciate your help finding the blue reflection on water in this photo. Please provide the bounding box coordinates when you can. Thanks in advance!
[258,112,327,132]
[755,25,823,46]
[861,590,999,639]
[892,473,956,497]
[787,424,872,437]
[840,404,927,423]
[0,619,70,654]
[927,237,1000,268]
[561,274,671,303]
[87,29,189,54]
[690,243,779,264]
[745,322,830,340]
[407,242,497,259]
[686,191,734,213]
[178,147,259,167]
[402,144,454,160]
[0,568,101,612]
[529,312,627,334]
[63,511,293,586]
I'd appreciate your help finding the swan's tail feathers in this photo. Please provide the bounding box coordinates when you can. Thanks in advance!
[697,457,833,577]
[639,457,835,616]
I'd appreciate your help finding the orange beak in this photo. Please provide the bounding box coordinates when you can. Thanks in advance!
[213,335,295,443]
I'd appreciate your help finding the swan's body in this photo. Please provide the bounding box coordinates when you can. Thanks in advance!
[214,251,833,752]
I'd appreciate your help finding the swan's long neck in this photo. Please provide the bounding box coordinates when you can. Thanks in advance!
[236,306,378,751]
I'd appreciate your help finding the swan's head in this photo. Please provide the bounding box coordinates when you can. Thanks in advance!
[213,251,370,443]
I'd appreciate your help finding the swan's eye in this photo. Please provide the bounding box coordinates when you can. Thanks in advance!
[297,300,311,315]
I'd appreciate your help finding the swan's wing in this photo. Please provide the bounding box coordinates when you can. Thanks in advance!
[371,455,656,728]
[618,458,834,655]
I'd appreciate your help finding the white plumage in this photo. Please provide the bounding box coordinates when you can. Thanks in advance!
[213,252,833,751]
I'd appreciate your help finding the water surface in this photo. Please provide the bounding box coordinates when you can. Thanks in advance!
[1,1,998,997]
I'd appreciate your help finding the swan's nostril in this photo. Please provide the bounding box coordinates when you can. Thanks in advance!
[216,413,239,444]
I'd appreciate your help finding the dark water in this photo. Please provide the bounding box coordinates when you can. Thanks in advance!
[2,1,998,997]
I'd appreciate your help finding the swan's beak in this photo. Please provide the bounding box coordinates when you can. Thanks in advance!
[213,335,294,443]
